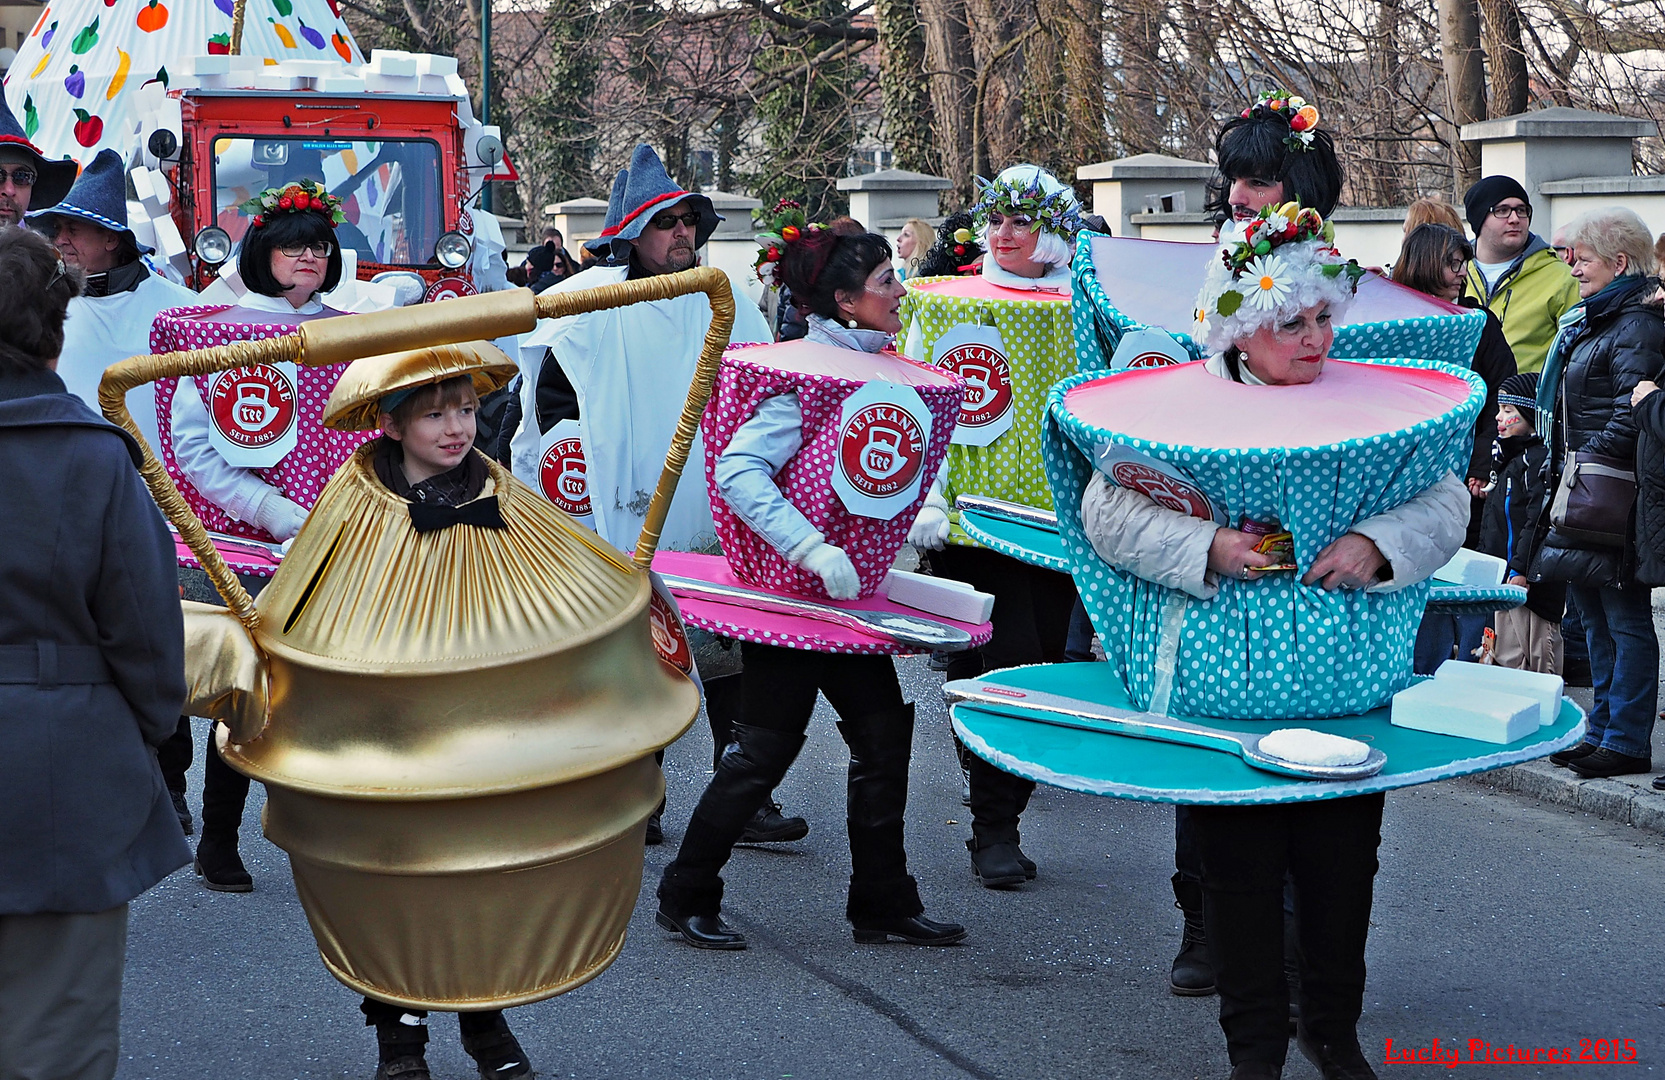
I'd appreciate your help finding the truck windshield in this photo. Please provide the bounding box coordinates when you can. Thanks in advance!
[212,137,446,267]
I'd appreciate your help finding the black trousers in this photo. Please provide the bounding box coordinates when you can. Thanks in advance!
[360,997,504,1058]
[937,545,1078,845]
[659,643,921,922]
[156,716,193,795]
[1189,793,1385,1068]
[200,726,251,845]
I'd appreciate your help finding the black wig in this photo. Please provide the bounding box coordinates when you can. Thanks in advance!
[1204,114,1343,223]
[917,212,983,278]
[238,204,345,298]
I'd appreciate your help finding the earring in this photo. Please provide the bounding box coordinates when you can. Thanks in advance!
[844,316,859,329]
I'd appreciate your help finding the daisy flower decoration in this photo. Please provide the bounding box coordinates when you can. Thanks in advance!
[1241,253,1293,310]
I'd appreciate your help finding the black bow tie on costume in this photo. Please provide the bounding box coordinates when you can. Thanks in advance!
[406,496,507,534]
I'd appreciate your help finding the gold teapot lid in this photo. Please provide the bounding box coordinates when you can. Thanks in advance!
[324,340,519,432]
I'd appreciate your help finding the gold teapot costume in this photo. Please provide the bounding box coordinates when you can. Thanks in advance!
[98,272,738,1009]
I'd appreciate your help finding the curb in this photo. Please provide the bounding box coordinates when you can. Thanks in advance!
[1463,759,1665,836]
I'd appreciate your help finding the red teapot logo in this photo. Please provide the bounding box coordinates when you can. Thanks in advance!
[648,589,692,673]
[839,403,925,498]
[209,365,296,449]
[1109,461,1215,521]
[539,437,590,516]
[939,342,1013,429]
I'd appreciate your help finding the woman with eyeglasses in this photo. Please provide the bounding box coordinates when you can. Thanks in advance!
[898,164,1086,891]
[1391,222,1519,673]
[149,181,374,895]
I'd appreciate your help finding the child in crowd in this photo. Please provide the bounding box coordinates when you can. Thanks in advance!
[1477,372,1566,673]
[357,371,524,1080]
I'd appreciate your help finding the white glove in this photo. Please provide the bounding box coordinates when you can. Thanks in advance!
[249,489,309,542]
[907,492,950,551]
[797,540,861,600]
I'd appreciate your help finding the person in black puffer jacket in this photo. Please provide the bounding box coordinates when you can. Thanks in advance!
[1477,372,1566,672]
[1520,207,1664,780]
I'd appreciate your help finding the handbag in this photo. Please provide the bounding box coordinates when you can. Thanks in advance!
[1549,381,1636,548]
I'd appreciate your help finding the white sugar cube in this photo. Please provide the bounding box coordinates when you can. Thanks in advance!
[1433,547,1508,587]
[1434,662,1563,727]
[883,570,994,624]
[1391,679,1537,744]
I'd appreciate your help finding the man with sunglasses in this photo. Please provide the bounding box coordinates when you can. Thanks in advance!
[0,96,76,229]
[1462,175,1581,373]
[509,145,780,846]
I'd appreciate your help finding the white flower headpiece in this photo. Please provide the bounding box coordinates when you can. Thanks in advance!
[1193,201,1364,353]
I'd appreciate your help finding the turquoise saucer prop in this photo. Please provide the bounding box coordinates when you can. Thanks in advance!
[950,662,1585,806]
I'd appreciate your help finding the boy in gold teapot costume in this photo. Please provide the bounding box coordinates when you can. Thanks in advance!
[170,341,699,1080]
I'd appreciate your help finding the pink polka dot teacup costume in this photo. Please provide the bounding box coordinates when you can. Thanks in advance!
[151,180,370,573]
[704,338,962,604]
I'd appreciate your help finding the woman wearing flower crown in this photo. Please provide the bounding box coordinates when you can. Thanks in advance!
[654,205,967,952]
[899,164,1084,890]
[150,181,371,896]
[1079,204,1468,1080]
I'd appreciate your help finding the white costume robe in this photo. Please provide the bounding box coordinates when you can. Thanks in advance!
[56,269,197,451]
[510,264,772,553]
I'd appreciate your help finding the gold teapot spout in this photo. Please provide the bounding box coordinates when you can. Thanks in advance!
[182,600,270,744]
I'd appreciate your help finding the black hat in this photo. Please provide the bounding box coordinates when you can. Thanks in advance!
[1498,371,1539,417]
[1463,176,1531,235]
[0,94,77,211]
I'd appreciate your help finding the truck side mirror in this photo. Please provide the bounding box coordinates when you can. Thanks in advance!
[474,134,503,167]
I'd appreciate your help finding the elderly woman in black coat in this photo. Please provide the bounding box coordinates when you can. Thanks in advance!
[0,228,187,1078]
[1524,207,1664,781]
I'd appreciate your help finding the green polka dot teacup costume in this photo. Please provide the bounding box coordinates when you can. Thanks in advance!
[899,279,1075,544]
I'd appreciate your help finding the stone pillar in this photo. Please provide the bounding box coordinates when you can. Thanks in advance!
[835,169,952,231]
[1458,107,1657,211]
[546,197,608,249]
[1075,153,1215,238]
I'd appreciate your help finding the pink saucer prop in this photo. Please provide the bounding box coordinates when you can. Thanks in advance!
[651,551,992,656]
[1063,358,1473,451]
[174,532,283,579]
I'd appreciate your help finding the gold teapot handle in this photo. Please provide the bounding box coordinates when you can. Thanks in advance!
[98,270,737,622]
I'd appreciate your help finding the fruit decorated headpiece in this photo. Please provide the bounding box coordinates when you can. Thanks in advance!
[1241,89,1323,154]
[239,180,346,230]
[753,199,831,290]
[1193,201,1363,352]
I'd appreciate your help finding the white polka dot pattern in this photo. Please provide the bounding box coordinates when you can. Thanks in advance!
[898,279,1077,546]
[702,347,962,601]
[1041,356,1487,720]
[151,305,373,574]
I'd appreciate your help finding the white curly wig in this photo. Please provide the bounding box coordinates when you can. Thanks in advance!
[975,164,1080,269]
[1193,233,1359,354]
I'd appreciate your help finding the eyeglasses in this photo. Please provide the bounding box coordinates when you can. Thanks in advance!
[276,241,335,258]
[1489,204,1532,221]
[0,166,38,188]
[649,210,701,231]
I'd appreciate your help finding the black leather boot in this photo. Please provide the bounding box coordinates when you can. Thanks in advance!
[966,752,1037,885]
[1170,872,1217,996]
[841,704,964,945]
[197,727,252,892]
[657,724,806,948]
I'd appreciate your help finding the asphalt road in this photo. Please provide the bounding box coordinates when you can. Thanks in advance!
[118,657,1665,1080]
